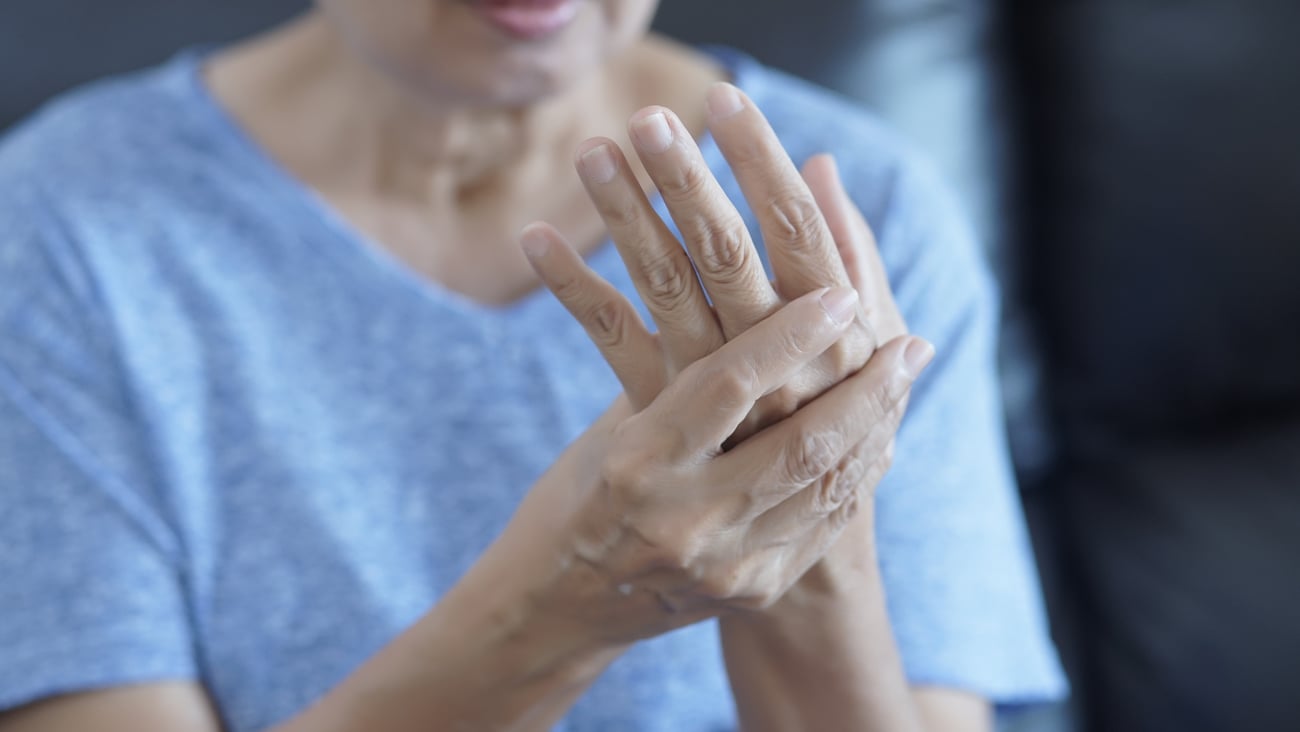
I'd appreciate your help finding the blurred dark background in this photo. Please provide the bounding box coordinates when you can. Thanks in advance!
[4,1,1299,730]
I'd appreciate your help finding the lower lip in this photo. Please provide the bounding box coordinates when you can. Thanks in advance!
[473,0,581,41]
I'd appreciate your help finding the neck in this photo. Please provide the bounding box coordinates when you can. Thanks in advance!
[206,12,633,207]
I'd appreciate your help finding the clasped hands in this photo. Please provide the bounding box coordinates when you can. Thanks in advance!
[520,82,933,640]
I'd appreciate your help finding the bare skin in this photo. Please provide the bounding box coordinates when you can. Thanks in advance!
[1,3,991,731]
[526,84,991,731]
[204,14,720,305]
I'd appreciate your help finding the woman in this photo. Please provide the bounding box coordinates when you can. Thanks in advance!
[0,0,1064,730]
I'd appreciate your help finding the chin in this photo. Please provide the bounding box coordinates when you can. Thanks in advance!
[321,0,653,108]
[438,42,608,108]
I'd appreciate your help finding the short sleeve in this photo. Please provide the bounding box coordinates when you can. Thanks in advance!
[861,160,1068,706]
[0,185,198,713]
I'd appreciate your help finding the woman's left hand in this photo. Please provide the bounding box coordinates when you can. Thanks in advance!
[522,82,920,603]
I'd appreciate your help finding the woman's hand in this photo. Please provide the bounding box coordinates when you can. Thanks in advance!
[523,83,974,731]
[527,85,904,426]
[523,83,923,578]
[503,286,926,645]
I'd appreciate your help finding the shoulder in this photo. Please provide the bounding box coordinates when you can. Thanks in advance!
[0,53,244,320]
[0,52,218,216]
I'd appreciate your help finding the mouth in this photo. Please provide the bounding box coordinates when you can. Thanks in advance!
[471,0,582,41]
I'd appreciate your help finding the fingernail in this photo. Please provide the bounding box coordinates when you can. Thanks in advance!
[707,83,744,120]
[631,111,673,153]
[520,225,552,260]
[819,287,859,325]
[579,143,617,184]
[901,338,936,380]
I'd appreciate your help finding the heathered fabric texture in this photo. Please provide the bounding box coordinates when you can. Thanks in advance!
[0,47,1065,731]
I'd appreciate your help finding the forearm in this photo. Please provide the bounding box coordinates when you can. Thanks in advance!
[0,531,626,732]
[276,520,627,732]
[720,506,922,732]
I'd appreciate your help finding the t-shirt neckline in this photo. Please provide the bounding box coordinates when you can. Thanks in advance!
[171,45,752,320]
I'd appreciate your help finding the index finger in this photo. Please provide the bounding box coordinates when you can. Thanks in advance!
[644,286,860,451]
[704,83,850,299]
[575,138,725,367]
[713,334,933,507]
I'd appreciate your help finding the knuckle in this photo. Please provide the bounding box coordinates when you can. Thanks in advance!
[547,267,586,304]
[764,388,803,421]
[641,251,696,308]
[830,491,863,530]
[694,218,754,282]
[601,443,657,508]
[698,569,746,603]
[785,428,843,484]
[730,563,781,611]
[662,160,714,199]
[767,192,823,248]
[810,474,842,515]
[646,536,695,573]
[813,454,866,514]
[598,197,641,229]
[584,298,628,349]
[840,453,869,492]
[736,588,781,612]
[693,363,758,409]
[628,516,701,573]
[752,590,782,611]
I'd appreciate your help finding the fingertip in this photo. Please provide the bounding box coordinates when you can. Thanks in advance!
[824,153,842,185]
[706,82,745,121]
[801,152,836,179]
[520,222,560,261]
[574,136,618,160]
[801,154,845,217]
[575,137,622,183]
[628,106,678,154]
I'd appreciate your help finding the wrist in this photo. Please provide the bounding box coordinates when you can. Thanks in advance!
[764,500,881,617]
[371,533,628,729]
[296,531,626,732]
[454,515,630,680]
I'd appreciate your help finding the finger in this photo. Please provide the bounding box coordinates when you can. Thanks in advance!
[522,222,664,409]
[745,403,901,532]
[645,286,862,451]
[802,154,906,340]
[712,335,933,504]
[705,83,850,299]
[575,138,725,367]
[627,107,781,340]
[801,154,871,293]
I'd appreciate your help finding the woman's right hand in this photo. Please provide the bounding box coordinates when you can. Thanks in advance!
[501,285,927,646]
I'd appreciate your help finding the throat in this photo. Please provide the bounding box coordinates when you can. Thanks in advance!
[204,25,729,307]
[326,181,612,308]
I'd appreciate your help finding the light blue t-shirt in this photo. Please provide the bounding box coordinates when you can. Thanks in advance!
[0,48,1065,730]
